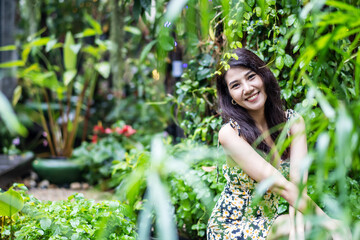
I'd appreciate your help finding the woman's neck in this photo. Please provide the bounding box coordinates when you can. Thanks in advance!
[248,109,267,132]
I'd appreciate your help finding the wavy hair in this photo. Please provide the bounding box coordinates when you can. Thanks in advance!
[216,48,289,159]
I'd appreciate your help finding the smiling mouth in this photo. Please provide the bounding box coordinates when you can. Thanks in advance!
[246,92,260,101]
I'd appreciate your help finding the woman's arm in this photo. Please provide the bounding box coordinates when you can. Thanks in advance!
[218,123,325,215]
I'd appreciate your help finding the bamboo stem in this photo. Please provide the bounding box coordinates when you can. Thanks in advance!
[64,78,89,157]
[36,92,56,156]
[43,88,60,155]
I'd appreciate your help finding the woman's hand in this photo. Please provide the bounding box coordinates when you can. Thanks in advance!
[322,217,352,240]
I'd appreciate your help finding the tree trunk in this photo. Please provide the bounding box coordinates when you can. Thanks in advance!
[0,0,17,100]
[110,0,126,98]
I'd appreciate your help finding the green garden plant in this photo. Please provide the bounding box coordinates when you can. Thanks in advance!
[1,185,137,240]
[71,121,139,189]
[0,14,109,157]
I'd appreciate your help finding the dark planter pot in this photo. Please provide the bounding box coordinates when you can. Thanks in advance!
[0,152,35,189]
[32,158,83,185]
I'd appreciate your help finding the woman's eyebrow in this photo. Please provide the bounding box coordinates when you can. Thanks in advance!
[228,80,238,87]
[244,70,253,77]
[228,70,254,86]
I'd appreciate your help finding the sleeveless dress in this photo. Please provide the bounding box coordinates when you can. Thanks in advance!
[207,110,297,240]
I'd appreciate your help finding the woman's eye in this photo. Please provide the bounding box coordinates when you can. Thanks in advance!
[248,74,255,80]
[231,83,240,89]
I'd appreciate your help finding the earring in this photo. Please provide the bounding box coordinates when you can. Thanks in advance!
[231,99,237,105]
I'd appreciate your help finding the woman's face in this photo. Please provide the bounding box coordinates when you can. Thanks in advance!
[225,66,267,113]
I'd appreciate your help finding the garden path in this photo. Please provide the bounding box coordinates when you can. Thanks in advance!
[28,188,114,202]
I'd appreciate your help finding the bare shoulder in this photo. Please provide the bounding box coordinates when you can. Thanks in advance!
[289,113,306,135]
[219,123,244,145]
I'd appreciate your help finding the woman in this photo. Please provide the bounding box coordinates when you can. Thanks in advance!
[207,48,344,239]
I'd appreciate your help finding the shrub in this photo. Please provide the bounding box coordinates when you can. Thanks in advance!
[1,187,137,240]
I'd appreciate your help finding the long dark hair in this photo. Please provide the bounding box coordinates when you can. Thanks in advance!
[216,48,289,159]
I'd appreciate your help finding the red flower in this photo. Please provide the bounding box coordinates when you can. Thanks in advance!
[113,125,136,137]
[93,125,105,134]
[123,125,136,137]
[92,135,98,143]
[115,127,123,134]
[105,128,113,134]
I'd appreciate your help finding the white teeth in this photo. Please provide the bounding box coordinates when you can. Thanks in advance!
[247,92,258,101]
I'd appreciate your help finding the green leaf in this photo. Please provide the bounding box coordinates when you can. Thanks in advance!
[75,28,97,38]
[0,60,24,68]
[30,71,59,90]
[158,32,174,51]
[84,13,102,35]
[255,7,262,17]
[124,26,141,35]
[95,62,111,78]
[0,92,28,136]
[266,0,275,5]
[279,26,286,35]
[21,45,31,62]
[284,54,294,68]
[165,0,189,22]
[31,37,51,47]
[336,106,353,166]
[12,85,22,106]
[0,45,16,51]
[275,56,284,70]
[148,173,178,240]
[253,176,276,204]
[326,0,360,13]
[0,189,24,217]
[281,88,292,100]
[40,218,52,230]
[45,39,58,52]
[286,14,297,27]
[63,70,77,86]
[64,32,77,70]
[140,40,157,63]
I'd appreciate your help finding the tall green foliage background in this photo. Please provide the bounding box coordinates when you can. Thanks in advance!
[1,0,360,239]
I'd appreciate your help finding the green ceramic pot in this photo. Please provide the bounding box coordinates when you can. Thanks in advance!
[32,158,83,185]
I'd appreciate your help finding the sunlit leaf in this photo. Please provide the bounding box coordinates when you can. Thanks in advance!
[0,92,28,136]
[75,28,97,38]
[64,70,77,86]
[284,54,294,67]
[64,32,77,70]
[0,189,24,217]
[148,173,179,240]
[275,56,284,70]
[84,12,102,35]
[0,60,25,68]
[124,26,141,35]
[31,37,51,47]
[165,0,188,22]
[95,62,110,78]
[0,45,16,51]
[45,39,58,52]
[12,85,22,106]
[40,218,52,230]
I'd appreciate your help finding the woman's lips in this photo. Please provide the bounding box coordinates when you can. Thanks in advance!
[246,92,260,102]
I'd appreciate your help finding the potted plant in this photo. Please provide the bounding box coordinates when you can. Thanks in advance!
[6,17,110,184]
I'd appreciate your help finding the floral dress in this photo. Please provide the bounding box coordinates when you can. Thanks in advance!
[207,110,296,240]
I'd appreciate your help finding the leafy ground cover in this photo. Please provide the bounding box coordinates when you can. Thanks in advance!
[0,185,137,240]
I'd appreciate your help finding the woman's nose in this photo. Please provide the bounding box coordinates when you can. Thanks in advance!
[242,82,253,94]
